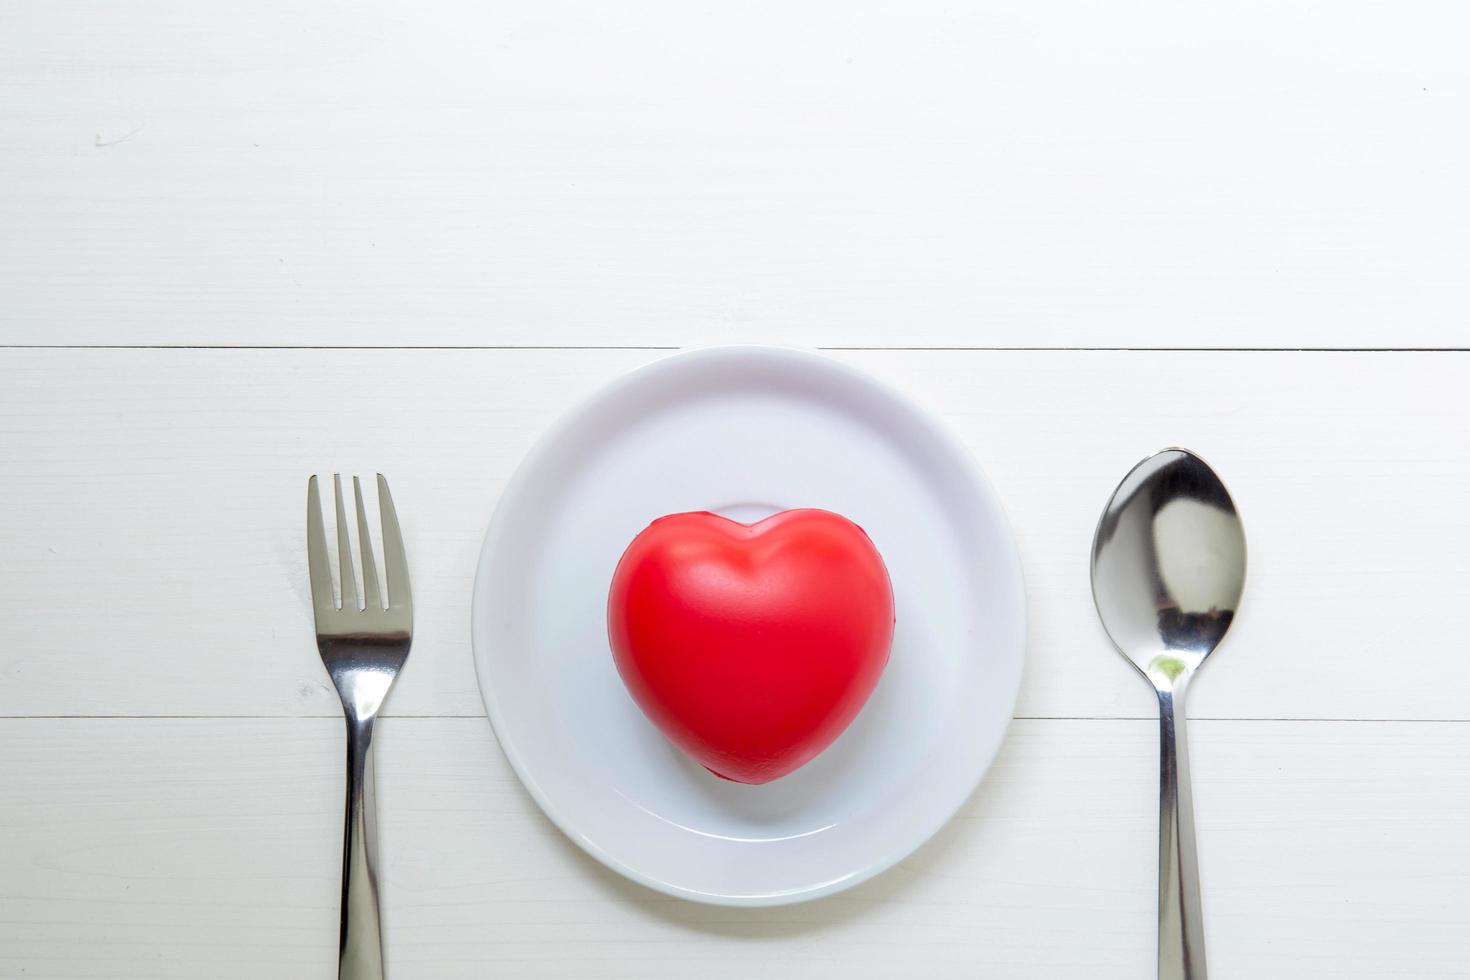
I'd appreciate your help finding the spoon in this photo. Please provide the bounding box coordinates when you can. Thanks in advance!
[1090,448,1246,980]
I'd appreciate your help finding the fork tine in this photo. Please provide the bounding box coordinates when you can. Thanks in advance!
[353,476,382,610]
[377,474,411,610]
[306,476,337,616]
[333,473,358,611]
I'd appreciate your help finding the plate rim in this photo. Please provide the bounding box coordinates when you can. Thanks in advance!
[470,344,1026,906]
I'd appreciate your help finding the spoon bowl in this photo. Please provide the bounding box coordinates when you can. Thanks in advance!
[1091,448,1246,690]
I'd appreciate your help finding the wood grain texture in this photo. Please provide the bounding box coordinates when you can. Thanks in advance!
[5,3,1467,969]
[4,347,1469,721]
[2,717,1465,979]
[3,0,1470,348]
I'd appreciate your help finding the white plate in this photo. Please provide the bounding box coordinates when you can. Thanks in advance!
[471,346,1025,906]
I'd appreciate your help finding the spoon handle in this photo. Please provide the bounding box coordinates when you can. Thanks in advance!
[1157,686,1207,980]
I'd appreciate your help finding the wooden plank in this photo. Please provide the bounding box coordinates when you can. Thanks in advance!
[3,347,1468,720]
[3,1,1470,348]
[1,717,1464,978]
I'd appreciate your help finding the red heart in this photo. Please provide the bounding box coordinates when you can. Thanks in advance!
[608,509,895,785]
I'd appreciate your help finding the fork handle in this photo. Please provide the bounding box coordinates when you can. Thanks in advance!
[339,716,386,980]
[1157,685,1207,980]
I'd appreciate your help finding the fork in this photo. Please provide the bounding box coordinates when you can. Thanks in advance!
[307,474,413,980]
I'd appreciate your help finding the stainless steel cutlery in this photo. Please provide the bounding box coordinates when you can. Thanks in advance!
[1091,449,1246,980]
[307,474,413,980]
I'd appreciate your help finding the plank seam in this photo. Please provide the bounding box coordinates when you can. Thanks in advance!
[0,714,1464,723]
[4,346,1470,354]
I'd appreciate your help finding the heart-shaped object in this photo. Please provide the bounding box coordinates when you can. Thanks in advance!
[607,509,895,785]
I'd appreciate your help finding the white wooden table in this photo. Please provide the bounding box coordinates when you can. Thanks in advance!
[4,3,1469,978]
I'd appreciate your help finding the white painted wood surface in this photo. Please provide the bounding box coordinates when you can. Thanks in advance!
[4,0,1470,348]
[5,2,1470,974]
[3,346,1469,977]
[4,718,1467,979]
[5,348,1470,721]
